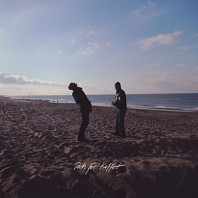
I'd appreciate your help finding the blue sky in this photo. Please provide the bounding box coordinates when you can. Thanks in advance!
[0,0,198,95]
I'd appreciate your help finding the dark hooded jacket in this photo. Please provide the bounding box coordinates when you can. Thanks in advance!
[72,87,92,112]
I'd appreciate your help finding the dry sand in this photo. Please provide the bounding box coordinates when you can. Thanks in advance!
[0,96,198,198]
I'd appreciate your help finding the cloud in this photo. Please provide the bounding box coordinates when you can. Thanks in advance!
[0,72,105,95]
[86,30,106,37]
[0,72,68,95]
[86,31,95,37]
[76,42,102,55]
[70,35,78,46]
[147,71,173,81]
[0,72,64,87]
[74,30,108,55]
[133,1,166,20]
[71,39,76,46]
[179,46,190,51]
[176,63,186,68]
[137,31,182,50]
[126,73,175,93]
[10,5,50,27]
[126,70,198,94]
[177,45,191,55]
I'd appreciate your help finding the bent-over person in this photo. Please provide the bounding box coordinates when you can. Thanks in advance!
[68,83,92,141]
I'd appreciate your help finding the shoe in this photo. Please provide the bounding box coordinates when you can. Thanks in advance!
[119,133,126,137]
[78,137,88,142]
[112,132,119,136]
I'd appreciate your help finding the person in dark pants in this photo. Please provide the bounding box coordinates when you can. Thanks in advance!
[68,83,92,141]
[112,82,127,137]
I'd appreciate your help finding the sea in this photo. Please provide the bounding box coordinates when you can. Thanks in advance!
[12,93,198,112]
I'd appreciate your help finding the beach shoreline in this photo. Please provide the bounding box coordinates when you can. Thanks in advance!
[0,96,198,198]
[10,93,198,113]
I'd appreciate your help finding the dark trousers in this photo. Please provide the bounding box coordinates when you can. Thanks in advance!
[116,108,127,135]
[78,109,90,139]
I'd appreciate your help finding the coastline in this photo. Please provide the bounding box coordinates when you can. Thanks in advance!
[0,96,198,198]
[10,93,198,113]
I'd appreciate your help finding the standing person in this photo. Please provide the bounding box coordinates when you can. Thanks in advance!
[68,83,92,141]
[112,82,127,137]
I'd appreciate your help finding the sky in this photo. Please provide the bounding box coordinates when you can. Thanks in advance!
[0,0,198,95]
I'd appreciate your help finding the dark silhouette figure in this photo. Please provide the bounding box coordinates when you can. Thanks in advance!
[68,83,92,141]
[112,82,127,137]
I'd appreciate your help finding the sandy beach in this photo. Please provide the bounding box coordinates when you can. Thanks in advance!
[0,96,198,198]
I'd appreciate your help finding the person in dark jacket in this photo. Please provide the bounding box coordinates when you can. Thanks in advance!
[68,83,92,141]
[112,82,127,137]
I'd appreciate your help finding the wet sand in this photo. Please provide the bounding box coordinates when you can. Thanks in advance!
[0,96,198,198]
